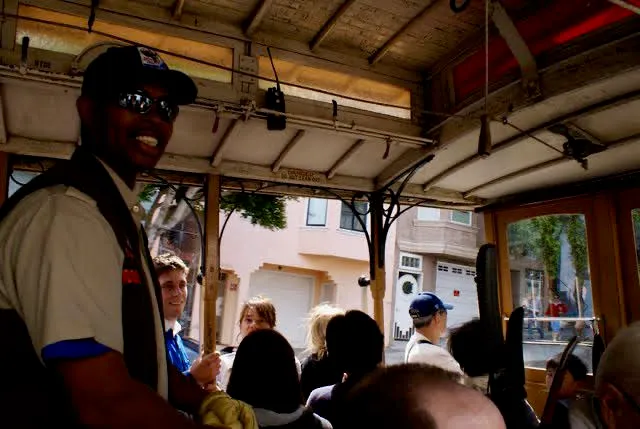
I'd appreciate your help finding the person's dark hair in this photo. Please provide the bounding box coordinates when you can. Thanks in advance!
[546,353,588,381]
[340,364,465,429]
[226,329,302,413]
[325,310,383,377]
[447,318,495,377]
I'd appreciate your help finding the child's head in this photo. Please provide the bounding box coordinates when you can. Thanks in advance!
[546,353,588,398]
[153,252,189,322]
[238,296,276,337]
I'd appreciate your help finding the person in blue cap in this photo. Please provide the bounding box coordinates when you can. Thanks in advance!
[404,292,463,375]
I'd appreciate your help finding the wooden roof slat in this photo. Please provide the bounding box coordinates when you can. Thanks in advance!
[368,0,438,65]
[326,138,366,179]
[310,0,357,51]
[172,0,185,20]
[271,129,306,173]
[245,0,273,37]
[210,119,240,167]
[422,88,640,191]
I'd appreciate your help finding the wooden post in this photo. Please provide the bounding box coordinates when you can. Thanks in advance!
[0,151,8,205]
[203,174,221,355]
[369,192,386,335]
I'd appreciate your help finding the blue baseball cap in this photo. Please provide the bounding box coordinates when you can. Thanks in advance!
[409,292,453,320]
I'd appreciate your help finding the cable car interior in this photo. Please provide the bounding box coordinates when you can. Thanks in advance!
[1,0,640,423]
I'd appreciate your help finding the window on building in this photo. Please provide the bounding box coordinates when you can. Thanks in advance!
[400,253,422,271]
[417,207,440,221]
[451,210,472,225]
[306,198,328,226]
[340,201,368,232]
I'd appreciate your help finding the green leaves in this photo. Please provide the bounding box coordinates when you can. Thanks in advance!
[220,192,293,231]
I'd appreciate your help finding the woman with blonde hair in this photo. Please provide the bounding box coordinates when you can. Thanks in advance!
[300,303,345,400]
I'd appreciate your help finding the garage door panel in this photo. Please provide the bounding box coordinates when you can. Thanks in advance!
[436,263,479,330]
[249,270,314,349]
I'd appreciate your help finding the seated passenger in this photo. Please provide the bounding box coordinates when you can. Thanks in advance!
[307,310,384,426]
[570,321,640,429]
[226,329,331,429]
[405,292,463,375]
[218,296,301,391]
[546,353,588,428]
[340,363,506,429]
[154,253,220,389]
[301,304,345,400]
[448,318,539,429]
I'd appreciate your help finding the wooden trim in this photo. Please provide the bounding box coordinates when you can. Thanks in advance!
[203,174,221,354]
[614,188,640,323]
[493,194,626,357]
[0,151,8,205]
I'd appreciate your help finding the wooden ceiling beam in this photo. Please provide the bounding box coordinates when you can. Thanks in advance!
[326,139,366,179]
[210,119,240,167]
[369,0,438,65]
[271,129,306,173]
[310,0,357,51]
[172,0,185,20]
[245,0,273,37]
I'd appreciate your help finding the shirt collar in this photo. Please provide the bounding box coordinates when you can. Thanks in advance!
[96,157,141,212]
[165,319,182,335]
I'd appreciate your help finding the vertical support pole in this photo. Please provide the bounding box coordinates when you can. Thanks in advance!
[0,151,8,205]
[203,174,221,355]
[369,192,386,335]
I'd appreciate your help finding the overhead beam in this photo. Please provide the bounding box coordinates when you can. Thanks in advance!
[463,131,640,197]
[326,139,366,179]
[245,0,273,37]
[369,0,438,65]
[0,0,18,51]
[310,0,357,51]
[426,30,640,143]
[23,0,420,84]
[172,0,185,20]
[375,146,437,190]
[210,119,240,167]
[0,92,7,144]
[0,136,478,205]
[271,129,306,173]
[490,0,539,95]
[423,88,640,191]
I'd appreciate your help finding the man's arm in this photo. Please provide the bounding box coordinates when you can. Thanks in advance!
[52,351,208,428]
[168,362,209,415]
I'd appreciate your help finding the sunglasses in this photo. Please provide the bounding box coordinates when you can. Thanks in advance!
[117,90,179,122]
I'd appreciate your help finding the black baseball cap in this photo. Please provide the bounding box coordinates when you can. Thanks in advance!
[81,45,197,105]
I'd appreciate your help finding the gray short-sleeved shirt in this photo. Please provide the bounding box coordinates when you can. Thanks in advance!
[0,159,168,398]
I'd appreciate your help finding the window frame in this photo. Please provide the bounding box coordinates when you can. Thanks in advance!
[450,210,472,226]
[399,252,422,272]
[417,207,441,221]
[339,201,368,232]
[305,198,328,227]
[489,195,624,382]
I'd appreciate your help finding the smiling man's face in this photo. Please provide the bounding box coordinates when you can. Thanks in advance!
[78,81,176,185]
[102,83,174,171]
[159,268,188,322]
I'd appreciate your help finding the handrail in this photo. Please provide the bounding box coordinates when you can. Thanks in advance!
[503,316,598,322]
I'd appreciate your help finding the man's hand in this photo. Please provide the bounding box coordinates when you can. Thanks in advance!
[189,352,221,386]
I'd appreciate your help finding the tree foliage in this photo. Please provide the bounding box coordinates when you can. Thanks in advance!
[220,192,290,231]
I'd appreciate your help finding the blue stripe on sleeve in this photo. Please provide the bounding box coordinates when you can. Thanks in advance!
[42,339,112,361]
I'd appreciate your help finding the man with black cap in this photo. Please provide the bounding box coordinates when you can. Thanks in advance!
[0,46,255,428]
[405,292,463,375]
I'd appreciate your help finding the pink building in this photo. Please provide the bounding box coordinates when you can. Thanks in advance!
[187,198,482,350]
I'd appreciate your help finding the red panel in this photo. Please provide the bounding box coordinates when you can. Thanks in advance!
[452,0,637,103]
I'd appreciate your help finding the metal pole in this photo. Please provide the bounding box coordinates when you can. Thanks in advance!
[203,174,221,354]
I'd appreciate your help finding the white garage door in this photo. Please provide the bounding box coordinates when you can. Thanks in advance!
[249,270,314,349]
[435,262,479,330]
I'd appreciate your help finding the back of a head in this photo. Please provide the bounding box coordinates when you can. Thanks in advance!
[226,329,302,413]
[448,318,495,377]
[305,303,345,357]
[341,364,505,429]
[326,310,383,376]
[547,353,588,381]
[596,321,640,402]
